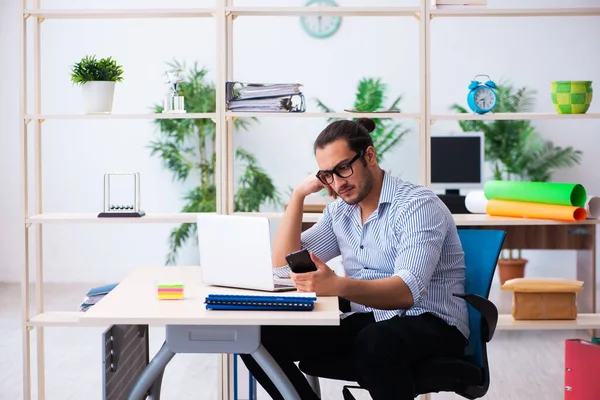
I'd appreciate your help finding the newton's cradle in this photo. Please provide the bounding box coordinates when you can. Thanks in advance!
[98,172,146,218]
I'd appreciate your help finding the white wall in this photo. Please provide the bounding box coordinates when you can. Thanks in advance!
[1,0,600,284]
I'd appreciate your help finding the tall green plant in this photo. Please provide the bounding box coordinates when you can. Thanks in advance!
[150,60,281,264]
[450,81,582,182]
[315,77,411,164]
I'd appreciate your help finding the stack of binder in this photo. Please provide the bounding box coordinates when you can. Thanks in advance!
[226,82,305,112]
[565,339,600,399]
[79,283,118,312]
[205,293,316,311]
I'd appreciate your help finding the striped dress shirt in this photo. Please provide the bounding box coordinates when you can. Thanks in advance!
[274,172,470,339]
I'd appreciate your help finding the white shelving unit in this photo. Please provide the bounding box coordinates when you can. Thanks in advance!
[18,1,600,399]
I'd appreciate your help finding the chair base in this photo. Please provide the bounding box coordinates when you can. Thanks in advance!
[299,355,487,399]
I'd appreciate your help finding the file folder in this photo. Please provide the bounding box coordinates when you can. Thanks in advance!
[226,93,305,112]
[205,293,316,311]
[87,283,119,296]
[226,82,302,101]
[225,81,306,112]
[565,339,600,399]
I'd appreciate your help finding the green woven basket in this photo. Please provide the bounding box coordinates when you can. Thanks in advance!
[551,81,593,114]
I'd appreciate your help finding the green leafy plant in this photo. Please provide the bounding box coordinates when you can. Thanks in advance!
[451,81,583,262]
[315,77,411,164]
[70,55,124,84]
[150,60,281,264]
[451,81,582,182]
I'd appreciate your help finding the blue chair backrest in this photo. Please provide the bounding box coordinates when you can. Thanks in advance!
[457,229,505,368]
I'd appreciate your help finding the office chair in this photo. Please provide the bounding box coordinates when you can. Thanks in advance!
[298,229,506,400]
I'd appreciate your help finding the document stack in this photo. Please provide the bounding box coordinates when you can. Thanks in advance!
[432,0,487,7]
[226,82,306,112]
[205,293,317,311]
[79,283,118,312]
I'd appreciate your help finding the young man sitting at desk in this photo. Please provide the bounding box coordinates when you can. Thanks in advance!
[240,118,469,400]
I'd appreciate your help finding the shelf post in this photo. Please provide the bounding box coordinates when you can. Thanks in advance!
[226,5,235,216]
[20,1,31,398]
[32,0,46,396]
[215,0,230,217]
[418,0,431,187]
[215,2,235,398]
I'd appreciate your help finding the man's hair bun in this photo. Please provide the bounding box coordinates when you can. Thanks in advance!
[355,118,376,134]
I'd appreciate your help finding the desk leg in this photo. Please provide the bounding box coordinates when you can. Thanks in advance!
[127,342,175,400]
[251,344,301,400]
[148,369,166,400]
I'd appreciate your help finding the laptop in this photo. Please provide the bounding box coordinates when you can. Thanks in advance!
[196,214,297,292]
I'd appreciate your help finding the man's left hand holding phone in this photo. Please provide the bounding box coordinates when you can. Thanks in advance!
[285,249,341,296]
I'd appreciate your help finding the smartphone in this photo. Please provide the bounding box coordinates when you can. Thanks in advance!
[285,249,318,273]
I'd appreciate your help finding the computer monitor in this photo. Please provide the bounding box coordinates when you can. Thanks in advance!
[430,134,483,195]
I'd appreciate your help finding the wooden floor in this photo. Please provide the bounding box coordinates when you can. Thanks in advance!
[1,281,590,400]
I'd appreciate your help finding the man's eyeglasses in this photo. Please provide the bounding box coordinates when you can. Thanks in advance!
[315,149,365,185]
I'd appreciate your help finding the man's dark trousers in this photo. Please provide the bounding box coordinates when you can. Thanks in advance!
[239,302,466,400]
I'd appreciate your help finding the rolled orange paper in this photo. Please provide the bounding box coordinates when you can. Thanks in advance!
[486,199,587,221]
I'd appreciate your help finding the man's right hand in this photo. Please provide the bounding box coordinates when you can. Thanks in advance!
[294,171,337,200]
[273,171,335,268]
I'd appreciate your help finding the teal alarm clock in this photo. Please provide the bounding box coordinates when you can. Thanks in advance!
[300,0,342,39]
[467,75,498,114]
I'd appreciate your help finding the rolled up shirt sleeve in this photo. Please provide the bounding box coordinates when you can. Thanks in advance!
[272,265,292,278]
[272,203,341,278]
[393,197,448,306]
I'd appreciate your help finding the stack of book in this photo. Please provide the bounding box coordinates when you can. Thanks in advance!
[432,0,487,7]
[79,283,118,312]
[205,292,317,311]
[226,82,305,113]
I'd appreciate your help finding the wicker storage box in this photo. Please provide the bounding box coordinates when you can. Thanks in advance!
[500,278,583,320]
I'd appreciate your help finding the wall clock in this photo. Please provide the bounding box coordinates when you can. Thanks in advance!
[300,0,342,39]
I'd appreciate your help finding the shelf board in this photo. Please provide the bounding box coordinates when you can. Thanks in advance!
[227,6,420,17]
[25,113,216,120]
[234,212,322,223]
[25,212,323,224]
[28,311,84,327]
[27,213,203,224]
[453,214,600,226]
[497,314,600,330]
[226,112,419,119]
[25,212,600,226]
[24,112,418,121]
[431,112,600,121]
[23,8,215,19]
[431,7,600,18]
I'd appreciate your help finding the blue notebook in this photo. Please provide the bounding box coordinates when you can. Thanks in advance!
[86,283,119,297]
[205,293,316,311]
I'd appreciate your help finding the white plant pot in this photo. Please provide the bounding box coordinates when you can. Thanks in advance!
[81,81,115,114]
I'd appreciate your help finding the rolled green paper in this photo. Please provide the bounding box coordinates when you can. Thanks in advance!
[483,180,587,207]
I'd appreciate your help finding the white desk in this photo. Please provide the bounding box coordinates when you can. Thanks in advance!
[20,213,600,400]
[80,266,340,400]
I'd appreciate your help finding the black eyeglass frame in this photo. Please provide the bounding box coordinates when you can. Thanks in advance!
[315,148,366,185]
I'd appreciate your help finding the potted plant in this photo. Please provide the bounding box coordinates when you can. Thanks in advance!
[305,77,411,208]
[149,60,281,265]
[70,55,124,114]
[451,81,582,283]
[316,77,411,165]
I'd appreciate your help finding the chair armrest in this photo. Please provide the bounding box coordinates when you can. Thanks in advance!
[453,293,498,341]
